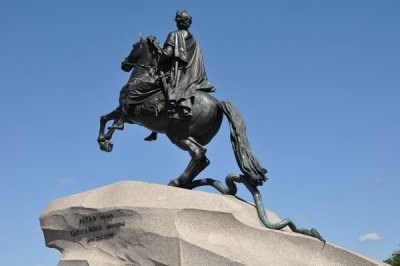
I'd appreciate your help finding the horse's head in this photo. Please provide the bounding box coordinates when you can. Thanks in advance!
[121,35,162,73]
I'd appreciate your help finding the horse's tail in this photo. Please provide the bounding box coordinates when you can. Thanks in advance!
[219,101,268,187]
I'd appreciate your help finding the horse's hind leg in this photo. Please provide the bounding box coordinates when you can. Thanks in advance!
[167,135,210,187]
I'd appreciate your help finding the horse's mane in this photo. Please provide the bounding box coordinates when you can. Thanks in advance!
[146,35,163,55]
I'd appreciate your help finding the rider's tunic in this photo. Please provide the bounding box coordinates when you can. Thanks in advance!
[162,30,215,119]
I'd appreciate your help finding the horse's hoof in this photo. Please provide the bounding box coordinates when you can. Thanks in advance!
[99,140,113,152]
[168,179,181,187]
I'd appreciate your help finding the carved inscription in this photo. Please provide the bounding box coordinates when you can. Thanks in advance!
[70,212,126,243]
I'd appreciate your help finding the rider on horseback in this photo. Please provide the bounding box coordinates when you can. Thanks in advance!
[111,10,215,133]
[159,10,215,120]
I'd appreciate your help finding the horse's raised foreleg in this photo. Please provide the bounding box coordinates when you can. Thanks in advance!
[98,107,121,141]
[98,107,122,152]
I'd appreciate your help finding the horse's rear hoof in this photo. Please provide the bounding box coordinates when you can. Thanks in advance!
[168,179,181,187]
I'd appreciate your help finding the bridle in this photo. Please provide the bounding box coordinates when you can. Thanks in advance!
[126,38,162,74]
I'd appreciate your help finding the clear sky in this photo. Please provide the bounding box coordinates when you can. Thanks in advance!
[0,1,399,265]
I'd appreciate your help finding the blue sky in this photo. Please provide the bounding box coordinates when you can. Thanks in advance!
[1,0,399,265]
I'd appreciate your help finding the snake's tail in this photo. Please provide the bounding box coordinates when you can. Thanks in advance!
[187,174,325,243]
[310,228,326,243]
[231,174,326,242]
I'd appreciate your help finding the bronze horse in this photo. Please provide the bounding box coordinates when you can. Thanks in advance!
[97,35,267,188]
[97,36,325,242]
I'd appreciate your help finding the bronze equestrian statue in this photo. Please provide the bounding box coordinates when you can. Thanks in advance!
[97,10,324,242]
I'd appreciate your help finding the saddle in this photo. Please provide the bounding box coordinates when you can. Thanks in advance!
[131,90,165,117]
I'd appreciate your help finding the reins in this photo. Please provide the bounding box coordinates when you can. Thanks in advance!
[124,62,157,72]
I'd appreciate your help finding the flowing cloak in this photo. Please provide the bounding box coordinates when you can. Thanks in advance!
[164,30,215,118]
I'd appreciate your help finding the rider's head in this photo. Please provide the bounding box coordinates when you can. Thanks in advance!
[175,10,192,30]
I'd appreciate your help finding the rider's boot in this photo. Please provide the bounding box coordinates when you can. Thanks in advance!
[144,131,158,141]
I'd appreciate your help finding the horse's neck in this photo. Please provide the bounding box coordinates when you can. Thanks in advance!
[130,45,156,81]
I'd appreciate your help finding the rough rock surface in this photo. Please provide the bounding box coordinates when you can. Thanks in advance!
[40,181,386,266]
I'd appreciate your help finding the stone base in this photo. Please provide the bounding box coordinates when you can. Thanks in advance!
[40,181,386,266]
